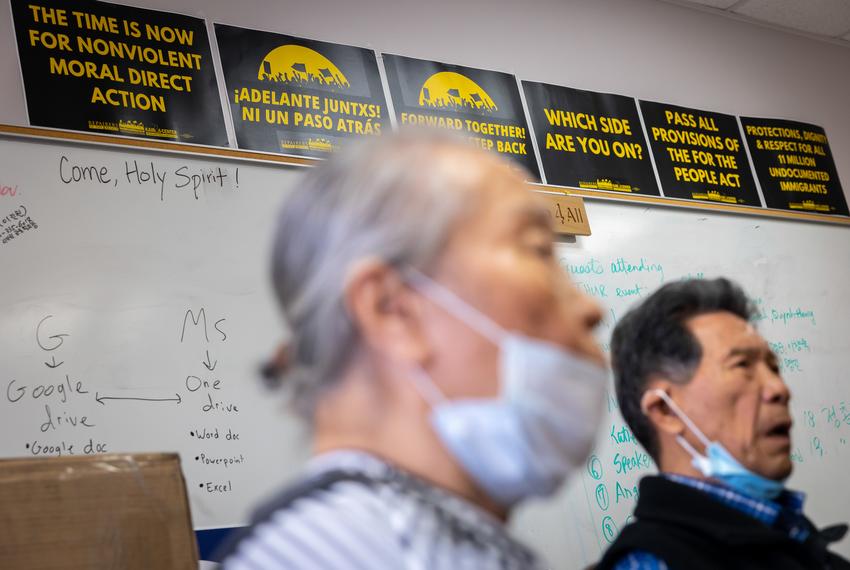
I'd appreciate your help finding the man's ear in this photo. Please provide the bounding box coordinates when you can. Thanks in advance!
[342,258,430,366]
[640,380,686,438]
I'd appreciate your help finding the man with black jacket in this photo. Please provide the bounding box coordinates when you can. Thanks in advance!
[596,278,850,570]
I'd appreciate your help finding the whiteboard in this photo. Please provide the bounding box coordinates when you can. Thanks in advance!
[0,134,310,532]
[1,133,848,567]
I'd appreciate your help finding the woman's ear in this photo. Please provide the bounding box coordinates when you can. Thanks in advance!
[343,259,430,366]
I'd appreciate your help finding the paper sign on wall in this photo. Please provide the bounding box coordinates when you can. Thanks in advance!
[382,54,540,180]
[640,101,759,206]
[10,0,228,145]
[215,25,390,157]
[740,117,847,216]
[522,82,659,196]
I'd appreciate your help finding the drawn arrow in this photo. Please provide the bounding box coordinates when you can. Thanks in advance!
[202,350,217,371]
[95,392,182,405]
[44,355,64,369]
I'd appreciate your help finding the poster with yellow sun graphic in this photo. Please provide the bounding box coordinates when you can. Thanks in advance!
[381,54,540,180]
[214,24,389,157]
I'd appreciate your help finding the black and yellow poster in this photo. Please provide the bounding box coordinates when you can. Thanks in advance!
[640,101,759,206]
[382,54,540,180]
[214,25,389,158]
[10,0,227,145]
[740,117,847,216]
[522,81,659,195]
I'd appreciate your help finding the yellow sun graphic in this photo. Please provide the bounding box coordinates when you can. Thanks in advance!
[419,72,497,112]
[259,44,350,88]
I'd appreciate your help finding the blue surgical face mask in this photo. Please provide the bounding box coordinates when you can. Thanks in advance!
[405,270,608,507]
[650,389,786,500]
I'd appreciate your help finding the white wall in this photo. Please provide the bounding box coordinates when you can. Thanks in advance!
[1,0,849,202]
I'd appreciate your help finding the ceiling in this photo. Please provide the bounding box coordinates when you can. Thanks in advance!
[660,0,850,47]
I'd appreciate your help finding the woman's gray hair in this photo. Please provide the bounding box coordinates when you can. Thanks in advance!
[271,130,488,419]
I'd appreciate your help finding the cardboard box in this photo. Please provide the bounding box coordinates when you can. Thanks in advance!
[0,453,198,569]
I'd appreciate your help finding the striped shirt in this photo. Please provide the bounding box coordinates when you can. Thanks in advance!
[613,473,809,570]
[222,450,544,570]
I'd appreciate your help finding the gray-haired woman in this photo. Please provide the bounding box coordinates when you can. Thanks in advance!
[222,132,608,570]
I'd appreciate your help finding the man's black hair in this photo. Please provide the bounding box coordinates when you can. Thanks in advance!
[610,278,753,460]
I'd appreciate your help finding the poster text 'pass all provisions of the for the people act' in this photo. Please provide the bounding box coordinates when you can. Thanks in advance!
[10,0,228,145]
[639,100,760,206]
[214,24,390,158]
